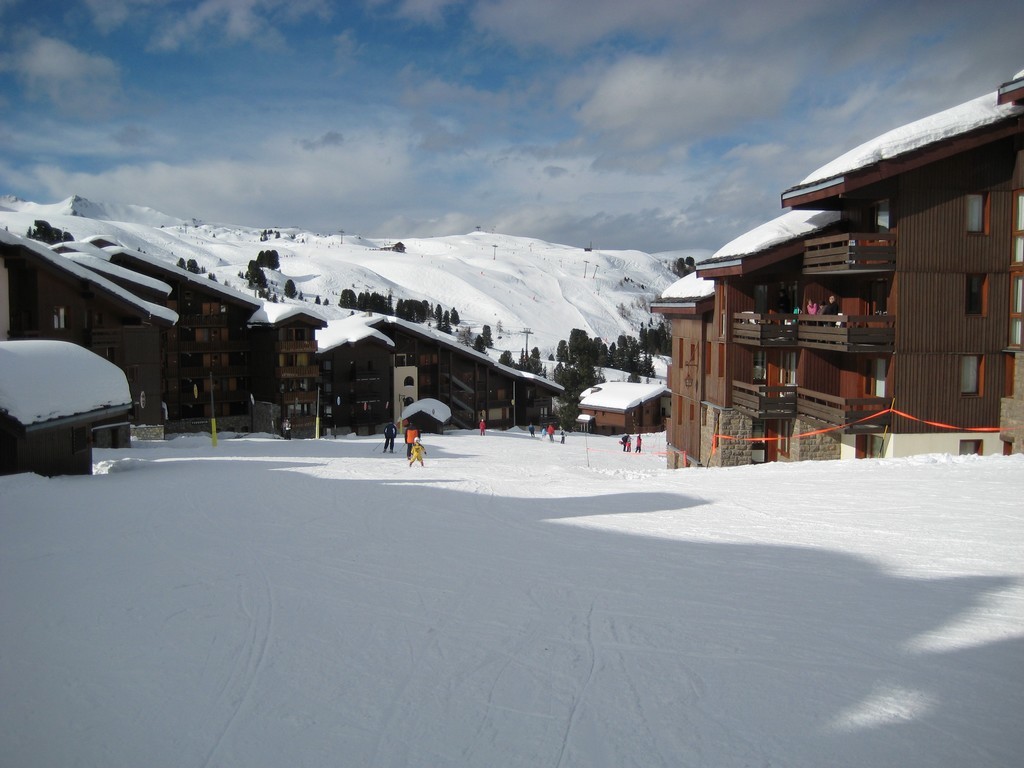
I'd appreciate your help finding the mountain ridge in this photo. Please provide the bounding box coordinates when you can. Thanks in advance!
[0,195,694,362]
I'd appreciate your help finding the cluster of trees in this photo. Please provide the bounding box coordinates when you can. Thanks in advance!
[26,220,73,245]
[337,289,465,336]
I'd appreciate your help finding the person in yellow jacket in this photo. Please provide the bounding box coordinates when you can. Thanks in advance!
[409,438,426,467]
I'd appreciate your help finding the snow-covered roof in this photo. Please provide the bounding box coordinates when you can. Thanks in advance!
[63,253,173,296]
[0,230,178,325]
[0,340,132,428]
[401,398,452,424]
[104,245,262,309]
[318,312,563,393]
[658,271,715,301]
[248,302,327,327]
[710,209,841,262]
[785,89,1024,199]
[318,313,396,351]
[579,381,667,412]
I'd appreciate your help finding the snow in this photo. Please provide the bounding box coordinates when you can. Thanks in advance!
[248,302,327,326]
[401,397,452,423]
[2,434,1021,767]
[792,92,1024,193]
[579,381,667,412]
[709,209,841,261]
[658,270,715,301]
[0,230,179,326]
[0,340,131,426]
[0,201,679,359]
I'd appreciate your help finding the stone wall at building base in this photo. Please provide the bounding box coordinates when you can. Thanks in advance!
[130,424,165,441]
[787,418,841,462]
[1000,350,1024,455]
[700,406,752,468]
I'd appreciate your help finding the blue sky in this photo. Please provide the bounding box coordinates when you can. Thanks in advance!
[2,0,1022,253]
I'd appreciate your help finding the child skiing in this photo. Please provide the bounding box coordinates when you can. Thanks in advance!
[409,438,426,467]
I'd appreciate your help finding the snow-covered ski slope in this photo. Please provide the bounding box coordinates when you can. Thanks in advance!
[0,196,680,359]
[2,430,1022,767]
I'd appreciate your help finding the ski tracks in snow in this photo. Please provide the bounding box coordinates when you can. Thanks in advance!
[200,557,274,768]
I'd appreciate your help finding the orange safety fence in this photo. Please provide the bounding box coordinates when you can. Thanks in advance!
[708,407,1007,463]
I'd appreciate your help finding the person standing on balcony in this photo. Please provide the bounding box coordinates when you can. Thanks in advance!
[805,298,819,315]
[820,295,840,315]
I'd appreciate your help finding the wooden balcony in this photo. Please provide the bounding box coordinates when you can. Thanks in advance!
[276,340,317,354]
[797,315,894,352]
[175,340,249,353]
[733,313,798,346]
[732,382,797,419]
[276,364,320,379]
[803,232,896,274]
[796,389,890,432]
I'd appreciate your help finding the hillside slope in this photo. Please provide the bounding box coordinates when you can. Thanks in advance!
[0,196,681,359]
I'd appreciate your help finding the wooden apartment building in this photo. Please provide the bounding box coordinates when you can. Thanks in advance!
[655,70,1024,466]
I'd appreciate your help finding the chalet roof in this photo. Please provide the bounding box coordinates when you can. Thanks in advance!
[0,230,178,325]
[782,80,1024,205]
[248,302,328,328]
[997,69,1024,105]
[701,209,842,267]
[63,252,173,297]
[318,312,563,394]
[317,312,396,350]
[0,340,132,430]
[657,271,715,302]
[579,381,667,413]
[105,246,262,311]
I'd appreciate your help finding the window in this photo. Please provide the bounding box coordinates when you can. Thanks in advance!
[873,199,890,233]
[53,306,67,329]
[966,193,988,233]
[1012,191,1024,347]
[1014,190,1024,264]
[1011,275,1022,347]
[960,355,982,396]
[867,358,887,397]
[753,350,766,384]
[958,439,982,456]
[965,274,986,315]
[778,419,793,457]
[782,351,798,386]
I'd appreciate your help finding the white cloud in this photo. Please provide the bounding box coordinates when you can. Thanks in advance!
[12,34,121,111]
[568,54,791,151]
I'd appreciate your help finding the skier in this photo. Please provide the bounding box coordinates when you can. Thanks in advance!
[560,430,565,444]
[621,434,630,452]
[634,434,642,453]
[529,423,536,438]
[404,421,420,458]
[479,418,486,436]
[383,421,397,453]
[547,423,555,442]
[409,438,426,467]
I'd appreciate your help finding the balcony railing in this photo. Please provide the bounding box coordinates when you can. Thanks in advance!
[803,232,896,274]
[733,313,893,351]
[276,340,317,353]
[732,382,797,419]
[276,364,320,379]
[733,313,798,346]
[796,389,890,432]
[797,315,894,351]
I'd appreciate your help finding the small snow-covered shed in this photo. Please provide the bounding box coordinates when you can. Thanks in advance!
[0,340,132,476]
[401,398,452,434]
[578,381,668,436]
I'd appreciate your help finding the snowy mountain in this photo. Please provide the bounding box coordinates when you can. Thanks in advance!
[0,196,691,362]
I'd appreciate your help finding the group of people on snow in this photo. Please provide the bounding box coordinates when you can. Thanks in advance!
[620,433,643,453]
